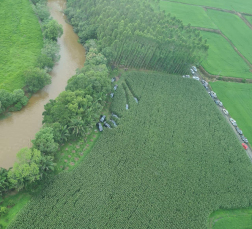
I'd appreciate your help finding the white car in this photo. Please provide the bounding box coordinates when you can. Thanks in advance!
[192,66,197,72]
[210,91,217,98]
[222,109,229,115]
[190,69,195,74]
[229,118,237,127]
[192,76,199,80]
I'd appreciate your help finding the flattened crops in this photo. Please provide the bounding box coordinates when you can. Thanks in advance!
[8,72,252,229]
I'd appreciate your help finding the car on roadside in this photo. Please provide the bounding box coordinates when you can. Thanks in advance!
[192,66,197,72]
[185,75,190,78]
[242,143,248,150]
[214,100,219,105]
[222,109,229,115]
[229,118,237,127]
[96,122,103,132]
[110,119,117,127]
[111,77,116,82]
[218,101,223,107]
[235,127,243,135]
[114,84,118,91]
[190,69,195,74]
[100,115,106,123]
[110,93,114,98]
[104,121,111,129]
[210,91,217,98]
[241,135,248,144]
[192,76,199,80]
[126,104,129,110]
[112,113,119,119]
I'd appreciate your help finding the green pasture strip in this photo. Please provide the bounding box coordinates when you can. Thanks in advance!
[208,207,252,229]
[206,9,252,65]
[0,191,30,228]
[8,71,252,229]
[210,81,252,143]
[0,0,43,91]
[201,31,252,78]
[244,15,252,25]
[164,0,252,14]
[159,1,217,29]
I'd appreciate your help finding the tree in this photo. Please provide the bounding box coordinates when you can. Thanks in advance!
[24,68,51,93]
[0,168,11,198]
[43,20,63,41]
[39,155,55,178]
[41,39,60,62]
[32,127,58,155]
[36,54,54,72]
[8,148,42,190]
[0,89,13,109]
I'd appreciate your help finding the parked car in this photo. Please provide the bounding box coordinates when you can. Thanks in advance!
[185,75,190,78]
[201,80,206,84]
[235,127,243,135]
[96,122,103,132]
[214,100,219,105]
[114,85,118,91]
[222,109,229,115]
[192,76,199,80]
[104,121,111,129]
[112,113,119,119]
[110,119,117,127]
[100,115,106,123]
[241,135,248,144]
[229,118,237,126]
[111,77,116,82]
[218,101,223,107]
[192,66,197,72]
[110,93,114,98]
[134,97,138,103]
[210,91,217,98]
[190,69,195,74]
[242,143,248,150]
[126,104,129,110]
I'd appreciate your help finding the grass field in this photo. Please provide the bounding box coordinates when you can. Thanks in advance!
[206,9,252,65]
[245,15,252,25]
[210,81,252,143]
[165,0,252,14]
[0,0,43,92]
[159,1,217,29]
[8,72,252,229]
[201,31,252,78]
[209,207,252,229]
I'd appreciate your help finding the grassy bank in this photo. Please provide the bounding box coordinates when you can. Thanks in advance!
[210,81,252,143]
[0,0,43,91]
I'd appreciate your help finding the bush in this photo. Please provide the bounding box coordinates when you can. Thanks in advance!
[14,102,23,111]
[0,207,8,216]
[41,40,60,62]
[43,20,63,41]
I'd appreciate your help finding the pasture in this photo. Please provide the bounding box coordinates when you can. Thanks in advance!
[201,31,252,79]
[206,9,252,65]
[0,0,43,92]
[159,1,217,29]
[8,72,252,229]
[210,81,252,143]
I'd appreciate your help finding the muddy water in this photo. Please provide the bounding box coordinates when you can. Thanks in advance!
[0,0,85,168]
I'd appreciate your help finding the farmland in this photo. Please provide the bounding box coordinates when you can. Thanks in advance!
[0,0,43,91]
[200,31,252,78]
[8,72,252,229]
[159,1,217,29]
[210,81,252,143]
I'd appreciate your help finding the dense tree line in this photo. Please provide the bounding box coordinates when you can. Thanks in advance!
[65,0,208,74]
[0,0,62,115]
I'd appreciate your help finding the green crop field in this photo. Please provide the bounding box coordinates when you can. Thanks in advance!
[206,9,252,65]
[8,72,252,228]
[0,0,43,92]
[201,31,252,79]
[164,0,252,14]
[159,1,217,29]
[245,15,252,25]
[210,81,252,143]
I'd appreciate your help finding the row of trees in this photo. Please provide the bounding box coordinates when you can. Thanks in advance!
[65,0,209,74]
[0,0,62,115]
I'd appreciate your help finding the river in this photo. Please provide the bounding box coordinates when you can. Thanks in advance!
[0,0,85,168]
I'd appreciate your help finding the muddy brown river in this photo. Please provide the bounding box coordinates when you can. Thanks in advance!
[0,0,85,168]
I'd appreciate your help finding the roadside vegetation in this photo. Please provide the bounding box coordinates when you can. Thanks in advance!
[7,72,252,228]
[0,0,62,116]
[210,81,252,143]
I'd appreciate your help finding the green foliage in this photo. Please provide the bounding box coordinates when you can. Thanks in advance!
[33,2,50,22]
[24,67,51,93]
[32,127,58,156]
[0,168,12,198]
[8,148,42,190]
[65,0,208,74]
[0,0,43,91]
[8,72,252,229]
[36,54,54,72]
[0,90,13,109]
[43,20,63,41]
[0,207,8,217]
[41,39,60,62]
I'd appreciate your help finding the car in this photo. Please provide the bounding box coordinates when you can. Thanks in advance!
[110,93,114,98]
[242,143,248,150]
[134,97,138,103]
[192,66,197,72]
[229,118,237,127]
[210,91,217,98]
[111,77,116,82]
[222,109,229,115]
[110,119,117,127]
[201,80,206,84]
[126,104,129,110]
[182,75,186,78]
[192,76,199,80]
[235,127,243,135]
[104,121,111,129]
[185,75,190,78]
[96,122,103,132]
[112,113,119,119]
[218,101,223,107]
[214,100,219,105]
[190,69,195,74]
[100,115,106,123]
[114,85,118,91]
[241,135,248,144]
